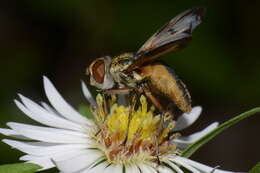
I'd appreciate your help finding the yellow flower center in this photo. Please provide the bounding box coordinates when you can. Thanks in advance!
[92,94,179,166]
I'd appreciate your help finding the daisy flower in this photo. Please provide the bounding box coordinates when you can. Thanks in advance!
[0,77,236,173]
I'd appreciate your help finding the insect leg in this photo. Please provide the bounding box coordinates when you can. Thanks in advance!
[142,87,165,133]
[153,134,161,165]
[123,92,139,145]
[142,86,166,164]
[142,86,165,130]
[103,87,132,95]
[102,93,109,115]
[143,88,163,112]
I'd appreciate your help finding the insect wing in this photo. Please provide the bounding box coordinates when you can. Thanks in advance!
[126,7,205,72]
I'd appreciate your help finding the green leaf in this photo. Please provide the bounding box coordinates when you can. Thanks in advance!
[249,162,260,173]
[78,104,94,119]
[0,163,41,173]
[181,107,260,158]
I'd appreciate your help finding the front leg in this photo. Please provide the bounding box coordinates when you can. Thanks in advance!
[103,87,132,95]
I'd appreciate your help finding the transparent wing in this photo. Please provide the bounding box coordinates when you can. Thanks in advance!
[125,7,205,72]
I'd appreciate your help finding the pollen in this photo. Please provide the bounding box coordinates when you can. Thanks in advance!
[92,94,179,165]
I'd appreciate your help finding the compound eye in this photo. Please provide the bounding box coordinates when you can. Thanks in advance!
[92,59,105,83]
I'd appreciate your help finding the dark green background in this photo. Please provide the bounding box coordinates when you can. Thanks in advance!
[0,0,259,172]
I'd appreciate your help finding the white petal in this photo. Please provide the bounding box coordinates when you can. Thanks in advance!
[78,161,109,173]
[53,149,103,173]
[102,164,122,173]
[125,164,139,173]
[15,97,85,131]
[139,164,157,173]
[20,155,54,171]
[81,81,96,107]
[157,164,175,173]
[2,139,88,157]
[176,157,235,173]
[41,102,58,114]
[172,122,219,149]
[0,128,29,139]
[165,161,184,173]
[171,157,200,173]
[43,76,89,125]
[23,149,98,172]
[174,106,202,131]
[54,149,94,162]
[7,122,89,144]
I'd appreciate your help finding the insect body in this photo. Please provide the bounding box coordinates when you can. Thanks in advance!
[87,7,205,114]
[138,62,191,112]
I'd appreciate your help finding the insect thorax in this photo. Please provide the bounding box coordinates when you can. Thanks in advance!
[110,52,140,88]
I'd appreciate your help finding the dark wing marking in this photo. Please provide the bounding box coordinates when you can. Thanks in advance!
[125,7,205,72]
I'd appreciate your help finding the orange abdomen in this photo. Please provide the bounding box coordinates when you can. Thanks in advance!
[140,62,191,113]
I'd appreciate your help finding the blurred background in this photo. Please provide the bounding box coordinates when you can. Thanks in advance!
[0,0,259,172]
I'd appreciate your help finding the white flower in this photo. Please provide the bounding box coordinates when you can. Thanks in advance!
[0,76,236,173]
